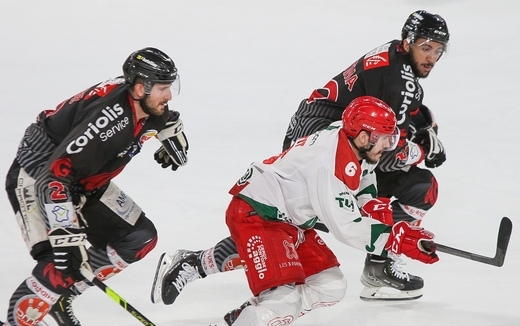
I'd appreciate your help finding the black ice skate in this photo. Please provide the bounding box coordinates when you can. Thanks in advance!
[224,301,252,326]
[359,254,424,301]
[48,289,81,326]
[150,250,206,305]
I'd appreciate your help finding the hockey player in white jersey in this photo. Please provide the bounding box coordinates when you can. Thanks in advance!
[155,96,440,325]
[151,10,449,307]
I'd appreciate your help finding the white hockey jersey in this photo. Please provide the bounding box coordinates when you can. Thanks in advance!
[229,122,391,256]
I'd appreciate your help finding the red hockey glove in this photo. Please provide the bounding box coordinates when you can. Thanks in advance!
[361,198,394,226]
[385,221,439,264]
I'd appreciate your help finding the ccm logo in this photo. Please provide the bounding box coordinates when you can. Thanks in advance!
[51,234,86,247]
[391,226,405,253]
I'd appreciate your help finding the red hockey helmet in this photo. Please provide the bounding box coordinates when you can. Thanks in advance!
[342,96,399,151]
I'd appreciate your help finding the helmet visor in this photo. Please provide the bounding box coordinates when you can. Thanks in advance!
[170,74,181,96]
[413,38,449,60]
[370,127,400,151]
[144,74,181,96]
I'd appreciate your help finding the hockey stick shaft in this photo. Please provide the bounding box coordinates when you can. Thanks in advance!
[430,217,512,267]
[80,265,156,326]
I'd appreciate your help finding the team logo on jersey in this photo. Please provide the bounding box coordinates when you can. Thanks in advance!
[363,43,391,70]
[84,78,125,100]
[238,167,253,185]
[229,167,253,196]
[51,157,72,178]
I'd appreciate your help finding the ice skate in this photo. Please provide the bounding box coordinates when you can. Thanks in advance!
[47,289,81,325]
[224,301,252,326]
[360,254,423,301]
[150,250,206,305]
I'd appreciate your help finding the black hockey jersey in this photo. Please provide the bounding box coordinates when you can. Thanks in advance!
[16,77,171,226]
[285,40,425,172]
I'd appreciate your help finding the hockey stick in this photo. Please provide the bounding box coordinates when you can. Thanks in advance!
[80,265,156,326]
[430,217,512,267]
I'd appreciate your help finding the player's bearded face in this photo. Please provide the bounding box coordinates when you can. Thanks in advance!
[142,83,173,116]
[365,145,383,164]
[408,38,446,78]
[364,131,397,164]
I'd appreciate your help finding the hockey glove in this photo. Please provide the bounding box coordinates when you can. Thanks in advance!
[361,197,394,225]
[385,221,439,264]
[48,228,89,280]
[156,111,189,171]
[411,126,446,168]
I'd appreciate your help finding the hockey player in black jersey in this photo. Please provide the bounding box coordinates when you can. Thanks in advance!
[151,9,449,314]
[2,47,189,326]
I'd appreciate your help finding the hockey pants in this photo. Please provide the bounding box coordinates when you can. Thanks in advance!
[4,160,158,326]
[376,166,438,224]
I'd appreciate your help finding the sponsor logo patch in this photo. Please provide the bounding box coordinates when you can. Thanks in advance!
[363,43,391,70]
[247,235,267,279]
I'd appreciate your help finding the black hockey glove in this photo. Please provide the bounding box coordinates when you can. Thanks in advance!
[154,146,182,171]
[155,111,189,171]
[411,126,446,168]
[48,228,88,280]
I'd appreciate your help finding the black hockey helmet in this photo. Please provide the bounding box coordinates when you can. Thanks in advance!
[401,10,449,45]
[123,47,178,85]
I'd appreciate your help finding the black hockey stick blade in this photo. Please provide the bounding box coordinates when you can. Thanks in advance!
[434,217,512,267]
[80,265,157,326]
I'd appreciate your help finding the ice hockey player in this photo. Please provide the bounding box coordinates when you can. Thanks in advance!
[151,9,449,307]
[173,96,440,325]
[2,47,189,326]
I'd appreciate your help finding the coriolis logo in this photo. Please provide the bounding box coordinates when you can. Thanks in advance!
[66,104,127,154]
[398,64,419,125]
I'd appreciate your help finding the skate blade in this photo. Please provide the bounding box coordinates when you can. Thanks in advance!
[151,252,172,304]
[359,286,423,301]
